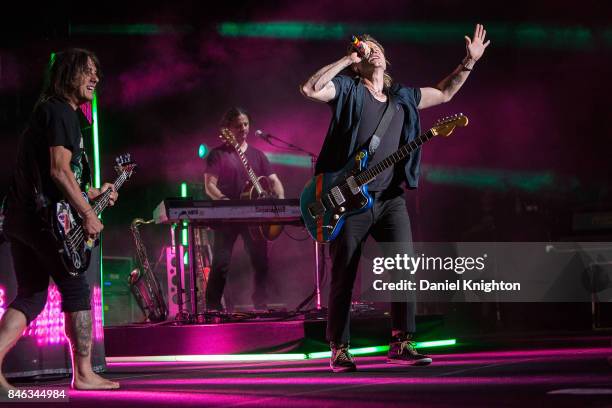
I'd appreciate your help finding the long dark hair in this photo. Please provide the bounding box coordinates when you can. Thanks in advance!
[38,48,102,104]
[219,107,251,129]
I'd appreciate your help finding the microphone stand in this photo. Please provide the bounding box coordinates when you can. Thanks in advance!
[259,132,325,313]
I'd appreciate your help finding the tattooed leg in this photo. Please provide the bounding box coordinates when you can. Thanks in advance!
[66,310,92,358]
[65,311,119,390]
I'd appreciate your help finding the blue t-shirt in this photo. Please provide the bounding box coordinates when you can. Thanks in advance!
[315,75,422,189]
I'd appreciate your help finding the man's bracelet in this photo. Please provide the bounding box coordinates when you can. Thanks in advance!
[461,56,476,71]
[81,208,94,216]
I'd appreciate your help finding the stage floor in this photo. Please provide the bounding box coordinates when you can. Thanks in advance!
[8,345,612,407]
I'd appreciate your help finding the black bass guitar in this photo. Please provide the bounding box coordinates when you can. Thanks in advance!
[53,154,136,276]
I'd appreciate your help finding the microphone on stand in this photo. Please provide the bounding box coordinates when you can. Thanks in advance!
[255,129,271,141]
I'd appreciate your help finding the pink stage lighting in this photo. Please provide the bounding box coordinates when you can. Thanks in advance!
[0,284,104,345]
[0,286,5,318]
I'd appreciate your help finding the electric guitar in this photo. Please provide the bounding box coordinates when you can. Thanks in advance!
[52,154,136,276]
[219,129,283,241]
[300,114,468,243]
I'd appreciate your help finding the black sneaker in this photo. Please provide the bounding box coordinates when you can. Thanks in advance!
[330,343,357,373]
[387,340,432,366]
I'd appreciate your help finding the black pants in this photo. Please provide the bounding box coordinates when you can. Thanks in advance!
[205,226,268,310]
[4,217,91,325]
[327,190,416,344]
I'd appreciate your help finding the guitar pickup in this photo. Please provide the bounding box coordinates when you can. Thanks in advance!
[330,186,346,205]
[346,176,360,195]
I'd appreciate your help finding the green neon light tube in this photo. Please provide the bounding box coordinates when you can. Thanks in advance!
[92,87,103,326]
[92,94,101,189]
[180,182,188,249]
[108,339,457,363]
[415,339,457,348]
[308,340,456,359]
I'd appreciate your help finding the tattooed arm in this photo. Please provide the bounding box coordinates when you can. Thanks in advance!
[300,52,361,103]
[418,24,490,110]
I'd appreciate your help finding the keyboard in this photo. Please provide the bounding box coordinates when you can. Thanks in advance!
[154,198,302,225]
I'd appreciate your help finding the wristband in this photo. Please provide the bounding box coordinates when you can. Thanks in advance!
[81,208,94,216]
[461,56,476,71]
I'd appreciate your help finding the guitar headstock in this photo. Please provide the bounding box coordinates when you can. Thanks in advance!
[114,153,137,178]
[219,128,240,149]
[431,113,469,137]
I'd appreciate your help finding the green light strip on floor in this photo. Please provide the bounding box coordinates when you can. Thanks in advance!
[307,340,456,359]
[416,339,457,348]
[106,339,457,363]
[307,345,387,359]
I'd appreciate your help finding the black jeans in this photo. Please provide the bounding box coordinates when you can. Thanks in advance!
[327,190,416,344]
[205,226,269,310]
[4,216,91,325]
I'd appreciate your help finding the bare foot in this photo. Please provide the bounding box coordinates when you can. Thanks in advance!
[72,373,119,390]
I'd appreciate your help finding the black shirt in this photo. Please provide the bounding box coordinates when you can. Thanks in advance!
[205,144,273,199]
[6,97,90,219]
[355,90,405,192]
[317,76,422,190]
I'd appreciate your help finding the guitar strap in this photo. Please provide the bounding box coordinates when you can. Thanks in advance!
[367,93,398,157]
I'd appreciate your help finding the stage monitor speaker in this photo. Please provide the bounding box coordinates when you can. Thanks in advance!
[102,256,144,325]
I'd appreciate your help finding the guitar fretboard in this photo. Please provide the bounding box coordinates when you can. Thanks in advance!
[92,170,130,215]
[71,169,130,242]
[355,130,435,186]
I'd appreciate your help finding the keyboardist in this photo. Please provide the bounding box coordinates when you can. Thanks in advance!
[203,107,285,311]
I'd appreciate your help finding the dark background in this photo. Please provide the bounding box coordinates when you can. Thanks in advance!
[1,0,611,312]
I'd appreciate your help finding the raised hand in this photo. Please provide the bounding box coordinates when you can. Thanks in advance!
[465,24,491,61]
[347,50,362,65]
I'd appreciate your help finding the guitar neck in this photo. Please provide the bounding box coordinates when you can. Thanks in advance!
[233,145,265,194]
[355,129,435,186]
[92,171,129,216]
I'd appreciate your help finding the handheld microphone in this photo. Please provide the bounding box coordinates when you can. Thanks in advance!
[351,35,371,59]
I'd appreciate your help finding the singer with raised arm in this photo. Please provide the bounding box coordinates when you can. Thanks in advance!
[300,24,490,372]
[203,107,285,311]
